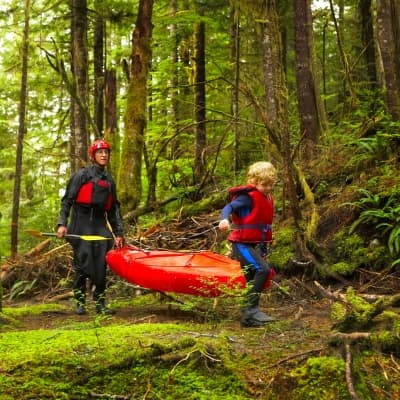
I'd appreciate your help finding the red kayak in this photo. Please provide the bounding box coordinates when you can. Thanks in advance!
[106,246,275,297]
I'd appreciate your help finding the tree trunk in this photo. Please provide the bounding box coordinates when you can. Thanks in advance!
[70,0,89,171]
[104,68,119,178]
[230,4,240,175]
[358,0,377,90]
[11,0,30,258]
[328,0,357,107]
[119,0,154,211]
[392,0,400,85]
[262,0,312,263]
[193,20,206,184]
[293,0,322,162]
[376,0,400,121]
[93,0,104,137]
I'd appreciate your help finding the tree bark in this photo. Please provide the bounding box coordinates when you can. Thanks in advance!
[376,0,400,120]
[11,0,30,258]
[119,0,154,211]
[70,0,89,171]
[358,0,377,90]
[230,4,240,174]
[293,0,322,162]
[262,0,312,262]
[93,0,104,137]
[104,68,119,177]
[193,20,206,184]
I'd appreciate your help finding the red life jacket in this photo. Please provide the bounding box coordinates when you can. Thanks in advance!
[228,185,273,243]
[75,171,113,211]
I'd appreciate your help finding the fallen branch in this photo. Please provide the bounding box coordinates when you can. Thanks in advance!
[313,281,348,303]
[90,392,129,399]
[331,332,372,343]
[345,342,361,400]
[265,348,323,369]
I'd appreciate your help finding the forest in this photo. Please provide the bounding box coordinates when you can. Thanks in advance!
[1,0,400,399]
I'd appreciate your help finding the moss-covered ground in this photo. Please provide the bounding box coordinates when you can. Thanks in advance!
[1,282,399,400]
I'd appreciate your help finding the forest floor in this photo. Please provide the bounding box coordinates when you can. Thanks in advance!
[2,214,398,399]
[1,274,337,398]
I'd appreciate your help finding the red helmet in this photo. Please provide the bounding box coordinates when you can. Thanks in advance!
[89,139,111,161]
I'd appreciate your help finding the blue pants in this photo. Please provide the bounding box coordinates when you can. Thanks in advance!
[231,242,270,308]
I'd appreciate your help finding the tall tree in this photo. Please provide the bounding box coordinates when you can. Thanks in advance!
[256,0,314,263]
[193,19,206,184]
[104,68,119,177]
[358,0,377,90]
[376,0,400,121]
[93,0,105,137]
[230,4,241,175]
[293,0,322,162]
[328,0,357,107]
[11,0,30,257]
[70,0,89,171]
[118,0,154,211]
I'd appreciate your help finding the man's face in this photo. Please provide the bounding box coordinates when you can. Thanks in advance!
[94,148,110,167]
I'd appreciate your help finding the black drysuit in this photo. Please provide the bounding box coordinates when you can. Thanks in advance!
[57,165,123,306]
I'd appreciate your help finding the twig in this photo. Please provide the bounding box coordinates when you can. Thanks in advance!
[313,281,348,303]
[345,342,361,400]
[265,348,323,369]
[90,392,128,399]
[331,332,372,342]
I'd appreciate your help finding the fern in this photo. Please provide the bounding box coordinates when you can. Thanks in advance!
[346,190,400,259]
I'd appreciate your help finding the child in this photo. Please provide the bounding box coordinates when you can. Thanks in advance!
[219,161,276,327]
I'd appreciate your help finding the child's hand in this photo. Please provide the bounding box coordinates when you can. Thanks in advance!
[218,219,230,231]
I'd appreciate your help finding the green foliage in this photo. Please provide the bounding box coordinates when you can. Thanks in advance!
[9,279,37,300]
[347,134,393,168]
[346,190,400,264]
[321,229,380,277]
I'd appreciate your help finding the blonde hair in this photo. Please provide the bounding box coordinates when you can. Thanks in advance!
[247,161,277,185]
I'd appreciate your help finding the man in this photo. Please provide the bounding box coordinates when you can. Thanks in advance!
[57,139,124,315]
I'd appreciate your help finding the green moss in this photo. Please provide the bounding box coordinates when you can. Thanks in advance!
[331,302,347,321]
[3,302,68,318]
[288,356,350,400]
[269,226,296,271]
[332,230,368,265]
[0,317,252,399]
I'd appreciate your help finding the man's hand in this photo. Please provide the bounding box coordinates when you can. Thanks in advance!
[57,225,67,239]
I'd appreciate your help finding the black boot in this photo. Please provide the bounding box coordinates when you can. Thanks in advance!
[240,292,275,327]
[95,300,115,315]
[76,303,87,315]
[74,288,87,315]
[240,306,275,327]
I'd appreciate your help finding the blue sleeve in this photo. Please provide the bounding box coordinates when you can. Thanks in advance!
[220,194,252,220]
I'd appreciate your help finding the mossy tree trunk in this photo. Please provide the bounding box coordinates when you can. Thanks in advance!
[70,0,89,171]
[262,0,314,263]
[11,0,30,258]
[376,0,400,121]
[293,0,323,162]
[193,20,206,185]
[93,0,104,137]
[118,0,154,212]
[104,68,119,178]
